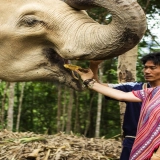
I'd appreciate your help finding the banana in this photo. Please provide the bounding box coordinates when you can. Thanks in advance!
[64,64,82,71]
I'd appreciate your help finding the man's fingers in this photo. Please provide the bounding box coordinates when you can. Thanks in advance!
[75,68,90,75]
[78,68,89,73]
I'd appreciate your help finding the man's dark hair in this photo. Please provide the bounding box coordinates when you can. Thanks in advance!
[141,52,160,65]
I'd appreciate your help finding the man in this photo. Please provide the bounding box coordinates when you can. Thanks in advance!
[89,52,160,160]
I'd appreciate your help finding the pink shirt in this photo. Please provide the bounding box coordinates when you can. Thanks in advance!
[130,87,160,160]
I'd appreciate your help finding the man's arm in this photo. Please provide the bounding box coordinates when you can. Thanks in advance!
[76,68,141,102]
[89,80,141,102]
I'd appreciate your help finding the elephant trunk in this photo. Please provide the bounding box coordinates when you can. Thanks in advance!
[64,0,147,59]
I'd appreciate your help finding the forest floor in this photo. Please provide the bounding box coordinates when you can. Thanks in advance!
[0,130,121,160]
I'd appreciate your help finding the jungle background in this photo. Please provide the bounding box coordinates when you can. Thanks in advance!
[0,0,160,140]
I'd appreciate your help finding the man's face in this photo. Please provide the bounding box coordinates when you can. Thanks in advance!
[143,60,160,83]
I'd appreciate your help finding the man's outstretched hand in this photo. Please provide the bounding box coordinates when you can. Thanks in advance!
[75,68,94,81]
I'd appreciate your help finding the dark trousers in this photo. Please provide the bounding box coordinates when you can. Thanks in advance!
[120,137,135,160]
[120,146,132,160]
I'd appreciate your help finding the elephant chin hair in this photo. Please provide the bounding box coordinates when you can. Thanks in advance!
[42,48,65,65]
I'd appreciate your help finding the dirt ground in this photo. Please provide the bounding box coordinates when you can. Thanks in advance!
[0,130,122,160]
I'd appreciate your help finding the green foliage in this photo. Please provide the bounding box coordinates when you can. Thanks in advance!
[19,82,58,134]
[138,0,160,14]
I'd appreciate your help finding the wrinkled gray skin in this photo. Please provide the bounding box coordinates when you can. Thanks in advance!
[0,0,146,90]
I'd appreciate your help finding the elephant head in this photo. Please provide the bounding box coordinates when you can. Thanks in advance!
[0,0,146,90]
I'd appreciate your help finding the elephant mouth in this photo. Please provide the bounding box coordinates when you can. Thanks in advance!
[42,48,81,85]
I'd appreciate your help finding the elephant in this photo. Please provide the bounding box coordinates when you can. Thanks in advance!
[0,0,146,90]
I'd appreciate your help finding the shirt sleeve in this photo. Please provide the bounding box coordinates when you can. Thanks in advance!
[132,88,154,101]
[108,82,138,92]
[132,90,144,101]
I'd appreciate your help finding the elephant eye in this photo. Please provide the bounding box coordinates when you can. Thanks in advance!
[18,16,44,27]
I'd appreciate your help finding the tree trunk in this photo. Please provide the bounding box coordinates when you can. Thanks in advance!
[84,92,95,136]
[95,66,103,138]
[16,82,25,132]
[74,91,80,133]
[61,86,67,132]
[117,46,138,136]
[0,82,9,129]
[57,84,62,132]
[66,88,74,134]
[7,82,16,131]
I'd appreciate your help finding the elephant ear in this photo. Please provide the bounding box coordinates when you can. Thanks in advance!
[63,0,96,10]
